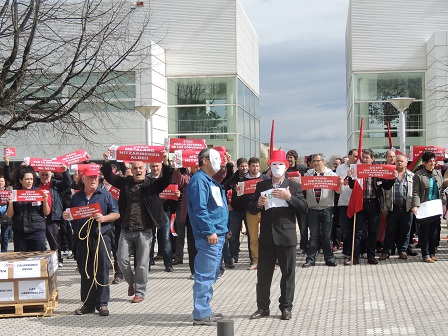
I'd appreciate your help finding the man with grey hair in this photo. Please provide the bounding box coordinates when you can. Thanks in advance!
[302,154,341,267]
[379,154,414,260]
[187,148,229,325]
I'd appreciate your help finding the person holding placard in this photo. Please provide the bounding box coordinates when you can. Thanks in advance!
[412,151,446,263]
[6,165,50,252]
[302,153,341,268]
[248,150,307,321]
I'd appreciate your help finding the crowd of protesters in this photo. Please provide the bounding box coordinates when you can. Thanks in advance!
[0,145,447,324]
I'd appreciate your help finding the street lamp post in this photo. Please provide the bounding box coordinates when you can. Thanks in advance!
[135,105,161,145]
[387,97,415,153]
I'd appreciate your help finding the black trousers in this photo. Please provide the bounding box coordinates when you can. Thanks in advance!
[256,242,296,311]
[76,235,111,308]
[185,215,197,275]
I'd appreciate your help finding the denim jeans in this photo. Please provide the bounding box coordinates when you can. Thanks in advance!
[306,208,334,262]
[227,209,247,261]
[383,206,412,255]
[118,228,152,298]
[1,225,12,252]
[150,212,172,266]
[353,199,380,258]
[418,218,440,259]
[192,235,225,320]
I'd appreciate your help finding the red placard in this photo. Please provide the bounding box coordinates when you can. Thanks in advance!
[24,157,65,172]
[160,184,179,200]
[356,164,395,179]
[56,150,89,165]
[301,176,341,192]
[164,138,206,153]
[237,179,261,196]
[287,171,300,178]
[173,150,199,168]
[108,145,164,162]
[10,190,45,202]
[3,147,16,157]
[102,182,120,201]
[65,203,102,220]
[410,146,445,161]
[0,190,12,204]
[213,146,226,163]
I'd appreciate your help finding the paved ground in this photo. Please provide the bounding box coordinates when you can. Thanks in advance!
[1,221,448,336]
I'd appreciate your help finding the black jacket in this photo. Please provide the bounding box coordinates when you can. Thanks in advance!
[248,178,308,246]
[10,187,46,234]
[101,162,173,228]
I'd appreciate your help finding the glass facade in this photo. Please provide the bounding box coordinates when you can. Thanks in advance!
[350,72,425,159]
[167,76,260,159]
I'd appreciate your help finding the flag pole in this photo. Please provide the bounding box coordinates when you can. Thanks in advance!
[351,213,357,265]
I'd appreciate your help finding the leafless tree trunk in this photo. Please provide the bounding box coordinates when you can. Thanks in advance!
[0,0,155,139]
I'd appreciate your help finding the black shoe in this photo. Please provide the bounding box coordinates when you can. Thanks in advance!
[407,248,418,256]
[74,305,95,315]
[302,260,315,268]
[367,256,378,265]
[98,306,109,316]
[281,309,292,320]
[154,255,163,261]
[344,258,359,266]
[165,265,174,272]
[225,259,235,269]
[150,260,155,266]
[250,309,270,319]
[172,258,183,265]
[325,260,337,267]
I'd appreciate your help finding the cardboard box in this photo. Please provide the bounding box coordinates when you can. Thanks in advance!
[0,251,58,279]
[0,274,57,303]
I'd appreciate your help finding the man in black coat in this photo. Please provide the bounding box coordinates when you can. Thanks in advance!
[248,150,307,321]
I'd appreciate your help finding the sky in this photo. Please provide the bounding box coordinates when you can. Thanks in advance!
[240,0,350,159]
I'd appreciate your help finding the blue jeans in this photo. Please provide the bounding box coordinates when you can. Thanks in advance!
[117,228,152,298]
[306,208,334,262]
[150,212,172,266]
[418,218,440,259]
[383,206,412,255]
[227,209,247,261]
[193,235,225,320]
[1,225,12,252]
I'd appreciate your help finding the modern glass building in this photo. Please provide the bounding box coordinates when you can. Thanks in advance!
[1,0,259,160]
[346,0,448,158]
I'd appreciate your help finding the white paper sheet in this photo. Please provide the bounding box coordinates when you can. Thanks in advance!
[416,199,443,219]
[261,188,288,210]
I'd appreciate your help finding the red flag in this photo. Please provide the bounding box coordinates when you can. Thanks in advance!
[357,118,364,163]
[347,179,363,218]
[269,120,274,158]
[387,122,393,149]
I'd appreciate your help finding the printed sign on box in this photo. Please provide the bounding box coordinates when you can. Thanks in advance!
[0,262,8,280]
[13,261,41,279]
[18,279,47,301]
[0,282,14,302]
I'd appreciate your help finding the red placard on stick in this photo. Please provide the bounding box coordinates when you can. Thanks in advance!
[410,146,445,161]
[237,179,262,196]
[173,150,199,168]
[160,184,179,200]
[65,203,102,221]
[4,147,16,157]
[356,164,396,179]
[164,138,206,153]
[56,150,89,165]
[108,145,164,162]
[102,182,120,201]
[301,176,341,192]
[10,190,45,202]
[24,157,65,172]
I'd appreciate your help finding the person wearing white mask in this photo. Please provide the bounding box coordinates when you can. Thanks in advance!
[248,150,307,321]
[187,148,229,326]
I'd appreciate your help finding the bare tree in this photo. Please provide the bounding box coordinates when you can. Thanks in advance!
[0,0,154,139]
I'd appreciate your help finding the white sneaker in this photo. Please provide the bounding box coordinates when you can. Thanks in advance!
[362,253,368,259]
[247,264,258,270]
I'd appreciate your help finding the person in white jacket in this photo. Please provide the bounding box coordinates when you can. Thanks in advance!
[302,154,342,267]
